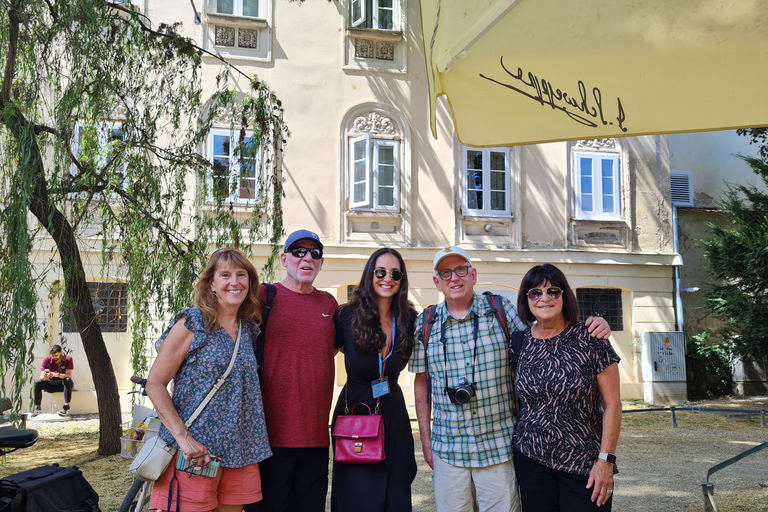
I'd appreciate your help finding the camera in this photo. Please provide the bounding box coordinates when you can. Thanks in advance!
[445,377,476,405]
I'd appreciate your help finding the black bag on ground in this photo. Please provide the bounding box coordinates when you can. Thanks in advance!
[0,464,100,512]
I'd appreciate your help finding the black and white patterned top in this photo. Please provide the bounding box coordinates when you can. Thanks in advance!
[511,321,620,476]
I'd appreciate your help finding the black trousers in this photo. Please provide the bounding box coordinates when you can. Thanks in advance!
[33,378,74,406]
[244,446,329,512]
[514,448,612,512]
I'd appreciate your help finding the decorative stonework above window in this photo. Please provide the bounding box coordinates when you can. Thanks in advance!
[202,0,272,63]
[216,26,236,46]
[354,38,395,60]
[352,112,396,135]
[344,0,407,74]
[238,29,259,48]
[576,139,616,149]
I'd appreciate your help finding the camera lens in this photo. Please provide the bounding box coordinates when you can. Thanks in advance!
[454,388,472,404]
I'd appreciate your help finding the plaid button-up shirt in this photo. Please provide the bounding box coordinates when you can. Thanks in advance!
[409,293,524,468]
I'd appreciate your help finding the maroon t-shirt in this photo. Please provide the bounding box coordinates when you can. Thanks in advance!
[40,355,74,381]
[259,283,338,447]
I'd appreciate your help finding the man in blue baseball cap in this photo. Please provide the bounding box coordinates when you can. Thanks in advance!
[246,229,338,512]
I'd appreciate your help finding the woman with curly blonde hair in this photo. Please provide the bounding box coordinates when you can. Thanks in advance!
[146,248,272,512]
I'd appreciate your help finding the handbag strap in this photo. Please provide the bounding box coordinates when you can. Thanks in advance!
[183,320,242,429]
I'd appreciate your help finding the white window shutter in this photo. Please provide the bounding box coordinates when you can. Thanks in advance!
[351,0,365,27]
[349,135,370,208]
[670,170,693,207]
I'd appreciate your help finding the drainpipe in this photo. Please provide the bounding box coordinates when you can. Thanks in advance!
[672,205,685,333]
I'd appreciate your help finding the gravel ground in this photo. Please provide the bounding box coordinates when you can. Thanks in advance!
[3,396,767,511]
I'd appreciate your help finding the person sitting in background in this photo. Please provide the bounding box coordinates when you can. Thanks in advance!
[33,345,74,416]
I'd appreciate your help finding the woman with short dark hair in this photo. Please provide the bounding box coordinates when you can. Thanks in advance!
[511,263,621,511]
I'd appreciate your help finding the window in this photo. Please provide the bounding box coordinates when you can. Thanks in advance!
[349,134,399,211]
[574,151,621,220]
[204,0,271,62]
[577,288,623,331]
[207,128,261,203]
[350,0,396,30]
[62,282,128,333]
[463,147,511,217]
[344,0,405,72]
[214,0,260,17]
[71,121,129,193]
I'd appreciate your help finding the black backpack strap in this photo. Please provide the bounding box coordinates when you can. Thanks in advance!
[420,305,439,405]
[483,292,511,341]
[255,283,277,382]
[508,330,525,374]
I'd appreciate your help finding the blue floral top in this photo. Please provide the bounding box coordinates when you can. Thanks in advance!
[156,308,272,468]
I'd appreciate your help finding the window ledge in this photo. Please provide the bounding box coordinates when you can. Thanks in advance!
[461,213,514,222]
[206,13,268,28]
[346,27,403,42]
[347,210,402,218]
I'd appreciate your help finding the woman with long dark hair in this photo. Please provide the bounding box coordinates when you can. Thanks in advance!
[330,247,418,512]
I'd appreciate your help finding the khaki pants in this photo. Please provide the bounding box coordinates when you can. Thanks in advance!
[433,453,522,512]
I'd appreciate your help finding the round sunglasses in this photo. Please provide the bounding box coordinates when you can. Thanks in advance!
[373,268,403,281]
[527,286,563,301]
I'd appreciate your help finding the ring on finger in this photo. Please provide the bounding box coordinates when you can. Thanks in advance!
[606,489,613,494]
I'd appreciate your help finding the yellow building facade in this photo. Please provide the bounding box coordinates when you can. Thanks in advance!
[26,0,685,413]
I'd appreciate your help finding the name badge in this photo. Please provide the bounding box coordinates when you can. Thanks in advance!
[371,377,390,398]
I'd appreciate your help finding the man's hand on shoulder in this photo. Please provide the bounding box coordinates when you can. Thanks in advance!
[585,316,611,339]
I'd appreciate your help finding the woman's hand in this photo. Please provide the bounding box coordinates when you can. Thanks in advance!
[177,431,212,468]
[587,458,614,506]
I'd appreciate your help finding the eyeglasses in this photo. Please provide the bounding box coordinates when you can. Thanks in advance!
[373,268,403,281]
[527,287,563,301]
[286,247,323,259]
[436,265,472,281]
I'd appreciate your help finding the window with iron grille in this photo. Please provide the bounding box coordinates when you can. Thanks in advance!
[62,282,128,333]
[577,288,623,331]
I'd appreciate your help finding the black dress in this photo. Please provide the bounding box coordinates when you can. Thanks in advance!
[330,307,418,512]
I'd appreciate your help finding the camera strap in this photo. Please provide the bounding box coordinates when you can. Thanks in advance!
[440,312,479,394]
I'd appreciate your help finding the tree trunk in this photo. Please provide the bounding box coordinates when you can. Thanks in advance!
[15,107,123,455]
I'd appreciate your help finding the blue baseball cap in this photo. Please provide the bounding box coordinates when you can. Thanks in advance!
[283,229,324,252]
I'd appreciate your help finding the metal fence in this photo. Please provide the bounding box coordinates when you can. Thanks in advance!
[622,405,767,511]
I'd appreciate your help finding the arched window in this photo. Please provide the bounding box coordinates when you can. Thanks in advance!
[340,103,411,243]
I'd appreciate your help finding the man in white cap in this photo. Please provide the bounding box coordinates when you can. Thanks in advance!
[246,229,338,512]
[410,246,610,512]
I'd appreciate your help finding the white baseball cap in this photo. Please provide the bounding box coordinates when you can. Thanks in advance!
[433,246,472,270]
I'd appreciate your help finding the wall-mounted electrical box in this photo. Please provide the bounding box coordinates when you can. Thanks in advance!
[640,332,687,405]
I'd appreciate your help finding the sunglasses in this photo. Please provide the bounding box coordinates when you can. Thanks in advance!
[286,247,323,259]
[436,265,472,281]
[527,287,563,301]
[373,268,403,281]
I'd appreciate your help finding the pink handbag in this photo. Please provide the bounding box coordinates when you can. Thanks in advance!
[333,403,385,463]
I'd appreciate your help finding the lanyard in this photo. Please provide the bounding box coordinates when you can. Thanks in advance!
[441,311,479,389]
[378,317,395,378]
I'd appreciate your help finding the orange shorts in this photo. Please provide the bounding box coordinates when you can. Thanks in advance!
[149,453,262,511]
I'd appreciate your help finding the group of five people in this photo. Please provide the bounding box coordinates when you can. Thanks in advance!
[144,229,621,512]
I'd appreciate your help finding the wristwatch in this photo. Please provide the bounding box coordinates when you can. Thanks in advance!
[598,452,617,464]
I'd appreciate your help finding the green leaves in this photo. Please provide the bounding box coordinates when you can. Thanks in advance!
[700,153,768,363]
[0,0,287,435]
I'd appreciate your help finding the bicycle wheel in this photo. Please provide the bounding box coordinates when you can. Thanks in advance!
[118,479,147,512]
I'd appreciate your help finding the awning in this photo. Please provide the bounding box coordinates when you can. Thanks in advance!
[422,0,768,147]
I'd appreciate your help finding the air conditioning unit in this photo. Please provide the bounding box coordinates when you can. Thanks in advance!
[640,332,687,405]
